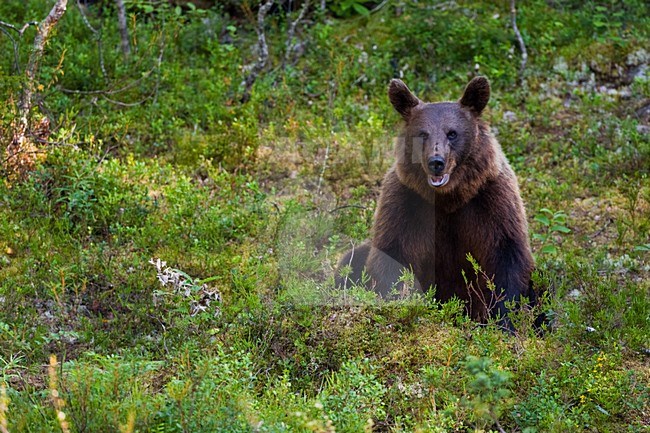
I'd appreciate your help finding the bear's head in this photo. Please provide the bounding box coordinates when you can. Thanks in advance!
[389,77,495,202]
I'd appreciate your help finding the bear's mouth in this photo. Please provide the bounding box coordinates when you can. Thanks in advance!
[428,173,450,188]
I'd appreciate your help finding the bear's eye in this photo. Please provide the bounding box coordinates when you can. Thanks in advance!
[447,130,458,140]
[417,131,429,140]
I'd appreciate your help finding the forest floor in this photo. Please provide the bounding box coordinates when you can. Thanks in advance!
[0,1,648,432]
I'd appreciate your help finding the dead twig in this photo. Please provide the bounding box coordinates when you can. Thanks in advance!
[316,139,330,195]
[369,0,390,14]
[58,28,165,107]
[510,0,527,84]
[76,0,108,79]
[0,20,39,73]
[241,0,275,103]
[282,0,310,70]
[59,70,153,95]
[590,218,613,239]
[0,26,21,73]
[151,27,165,105]
[0,19,39,36]
[102,94,155,107]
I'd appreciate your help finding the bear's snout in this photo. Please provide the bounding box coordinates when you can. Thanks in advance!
[424,154,451,188]
[427,156,446,176]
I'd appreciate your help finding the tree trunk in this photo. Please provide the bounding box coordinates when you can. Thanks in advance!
[6,0,67,179]
[18,0,69,128]
[115,0,131,58]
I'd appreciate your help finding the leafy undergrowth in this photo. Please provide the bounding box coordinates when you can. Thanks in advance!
[0,1,648,432]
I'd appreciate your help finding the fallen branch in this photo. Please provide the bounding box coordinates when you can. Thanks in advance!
[241,0,275,103]
[494,418,507,433]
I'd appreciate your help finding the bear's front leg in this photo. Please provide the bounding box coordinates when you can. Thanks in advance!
[366,245,422,298]
[490,237,534,332]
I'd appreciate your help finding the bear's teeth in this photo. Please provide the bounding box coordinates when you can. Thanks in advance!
[428,174,450,188]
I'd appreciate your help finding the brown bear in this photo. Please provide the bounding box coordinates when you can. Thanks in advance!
[336,76,535,327]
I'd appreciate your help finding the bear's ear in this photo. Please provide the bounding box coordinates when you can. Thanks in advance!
[459,76,490,115]
[389,79,421,119]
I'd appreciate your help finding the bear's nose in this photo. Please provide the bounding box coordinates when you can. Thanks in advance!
[427,156,445,175]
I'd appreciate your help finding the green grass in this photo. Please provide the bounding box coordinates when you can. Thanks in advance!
[0,1,648,432]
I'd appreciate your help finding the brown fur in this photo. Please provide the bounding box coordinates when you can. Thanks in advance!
[337,77,534,326]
